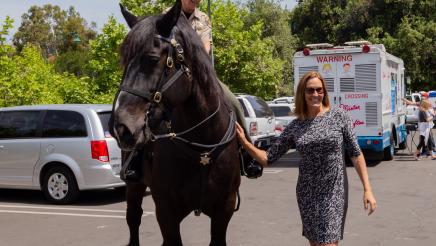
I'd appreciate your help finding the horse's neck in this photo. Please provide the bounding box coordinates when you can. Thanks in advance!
[176,92,227,141]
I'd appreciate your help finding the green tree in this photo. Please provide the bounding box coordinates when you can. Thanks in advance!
[373,17,435,91]
[0,45,61,106]
[13,4,97,57]
[0,16,14,46]
[88,16,128,103]
[291,0,345,47]
[119,0,173,16]
[245,0,297,96]
[54,50,92,77]
[212,0,283,99]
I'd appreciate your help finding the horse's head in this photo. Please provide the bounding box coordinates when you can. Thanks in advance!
[111,0,214,150]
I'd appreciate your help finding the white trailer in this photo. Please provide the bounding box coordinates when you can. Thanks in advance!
[293,41,407,161]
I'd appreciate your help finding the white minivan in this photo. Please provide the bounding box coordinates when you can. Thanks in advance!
[0,104,124,204]
[236,94,277,149]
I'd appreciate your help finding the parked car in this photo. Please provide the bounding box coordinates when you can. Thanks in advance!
[236,94,276,149]
[273,96,294,104]
[404,92,422,123]
[272,96,295,112]
[268,103,296,135]
[0,104,124,204]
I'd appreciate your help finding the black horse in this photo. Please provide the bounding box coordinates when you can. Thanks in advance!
[110,1,241,245]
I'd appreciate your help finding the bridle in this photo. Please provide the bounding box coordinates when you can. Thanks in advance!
[120,26,191,107]
[117,25,236,149]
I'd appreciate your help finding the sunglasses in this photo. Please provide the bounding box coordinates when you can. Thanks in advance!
[305,87,324,95]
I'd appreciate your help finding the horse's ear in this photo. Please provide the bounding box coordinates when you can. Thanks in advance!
[156,0,182,37]
[120,4,139,29]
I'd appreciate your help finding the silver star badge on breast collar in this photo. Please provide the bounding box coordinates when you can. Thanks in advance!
[200,153,211,166]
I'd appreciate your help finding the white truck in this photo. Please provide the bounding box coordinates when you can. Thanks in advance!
[293,41,407,161]
[404,92,422,123]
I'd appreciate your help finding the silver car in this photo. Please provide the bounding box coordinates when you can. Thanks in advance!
[0,104,123,204]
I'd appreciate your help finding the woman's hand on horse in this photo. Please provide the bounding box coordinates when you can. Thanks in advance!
[235,123,248,145]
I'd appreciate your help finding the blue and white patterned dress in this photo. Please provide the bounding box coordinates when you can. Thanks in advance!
[267,107,361,244]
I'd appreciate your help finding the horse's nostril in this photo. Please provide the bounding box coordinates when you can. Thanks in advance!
[115,123,134,144]
[115,123,127,136]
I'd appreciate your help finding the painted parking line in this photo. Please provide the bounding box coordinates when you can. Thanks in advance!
[264,169,283,174]
[0,204,154,218]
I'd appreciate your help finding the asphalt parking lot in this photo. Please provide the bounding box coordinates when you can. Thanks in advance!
[1,141,436,246]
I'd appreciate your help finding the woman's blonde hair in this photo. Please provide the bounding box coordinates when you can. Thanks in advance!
[420,99,431,110]
[294,71,330,120]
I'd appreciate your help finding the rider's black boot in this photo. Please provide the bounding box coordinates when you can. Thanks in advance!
[240,149,263,179]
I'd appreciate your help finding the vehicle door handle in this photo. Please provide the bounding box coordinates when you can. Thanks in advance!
[0,145,5,150]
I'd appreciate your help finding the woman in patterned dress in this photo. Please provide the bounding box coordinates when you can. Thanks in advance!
[235,71,377,246]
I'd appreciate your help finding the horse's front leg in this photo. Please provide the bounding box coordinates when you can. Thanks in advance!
[125,181,147,246]
[209,191,237,246]
[154,201,188,246]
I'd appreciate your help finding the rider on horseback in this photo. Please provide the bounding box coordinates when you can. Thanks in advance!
[122,0,263,181]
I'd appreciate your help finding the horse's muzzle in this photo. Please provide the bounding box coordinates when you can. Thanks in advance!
[113,122,152,151]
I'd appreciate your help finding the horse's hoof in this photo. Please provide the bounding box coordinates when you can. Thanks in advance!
[244,160,263,179]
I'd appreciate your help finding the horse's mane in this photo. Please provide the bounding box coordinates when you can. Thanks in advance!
[120,13,224,108]
[120,16,158,68]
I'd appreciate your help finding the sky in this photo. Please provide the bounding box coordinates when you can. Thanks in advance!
[0,0,298,42]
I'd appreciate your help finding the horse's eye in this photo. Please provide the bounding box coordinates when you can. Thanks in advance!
[146,56,160,64]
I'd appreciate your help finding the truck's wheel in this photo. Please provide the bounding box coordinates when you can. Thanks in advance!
[384,135,395,161]
[42,166,79,204]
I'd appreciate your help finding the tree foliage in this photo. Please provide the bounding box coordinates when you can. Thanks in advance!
[211,0,283,99]
[87,16,128,103]
[1,17,94,106]
[12,4,97,57]
[119,0,174,16]
[245,0,297,96]
[0,44,95,106]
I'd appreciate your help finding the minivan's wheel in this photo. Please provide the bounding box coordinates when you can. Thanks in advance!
[42,166,79,204]
[383,135,395,161]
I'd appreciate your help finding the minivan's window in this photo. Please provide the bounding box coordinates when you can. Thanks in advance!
[42,110,87,137]
[98,112,112,137]
[0,111,41,138]
[246,97,274,117]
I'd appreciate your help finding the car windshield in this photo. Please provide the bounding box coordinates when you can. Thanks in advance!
[270,106,292,117]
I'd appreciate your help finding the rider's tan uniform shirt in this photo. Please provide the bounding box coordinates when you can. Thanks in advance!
[164,7,212,45]
[189,8,212,45]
